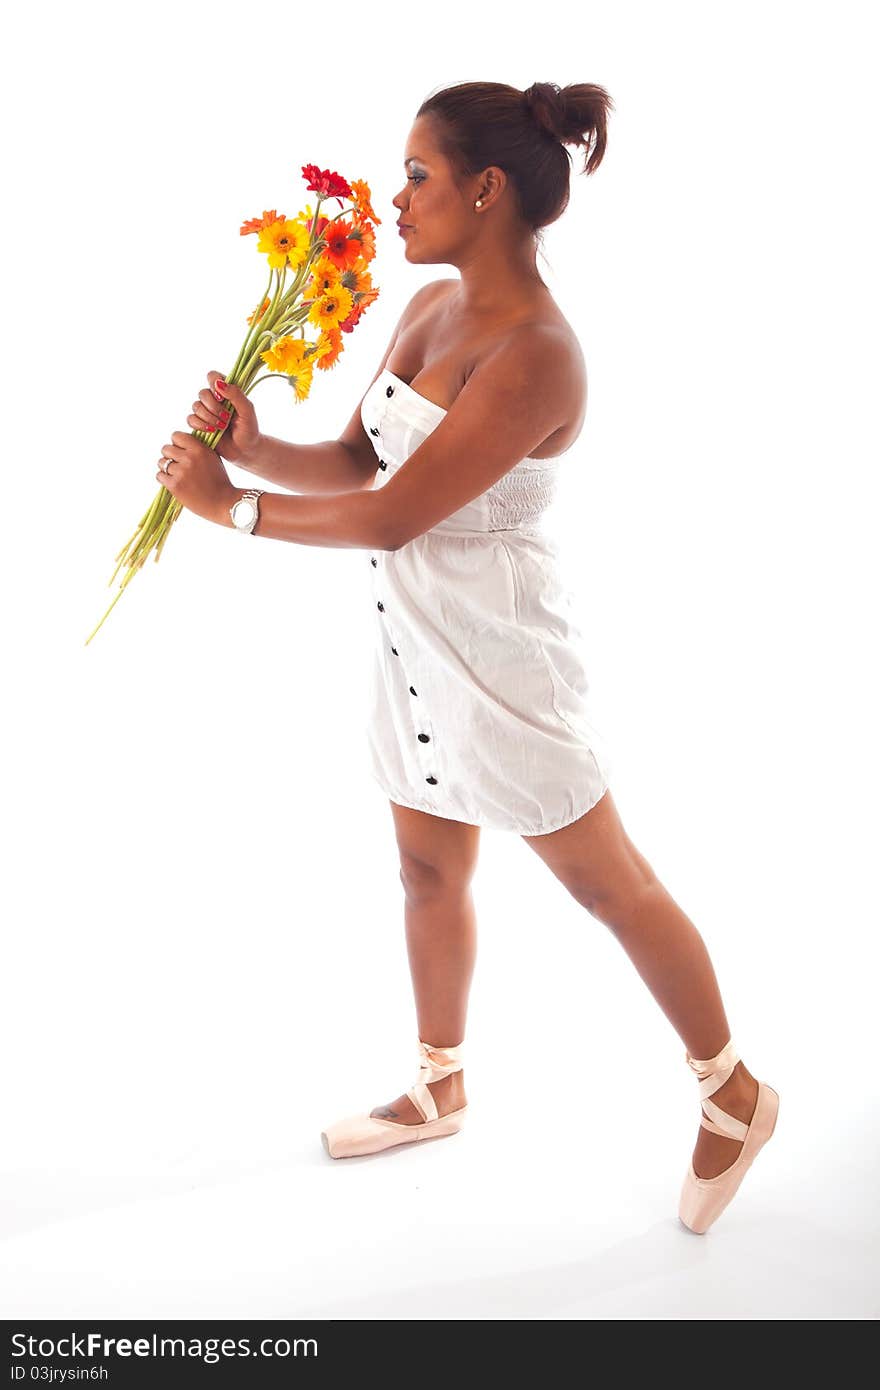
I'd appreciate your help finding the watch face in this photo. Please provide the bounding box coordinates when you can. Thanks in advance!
[232,499,256,528]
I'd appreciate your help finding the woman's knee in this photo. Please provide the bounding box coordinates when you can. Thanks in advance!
[390,802,480,905]
[397,847,477,906]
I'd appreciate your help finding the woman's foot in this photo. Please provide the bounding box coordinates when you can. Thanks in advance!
[691,1059,759,1178]
[370,1068,467,1124]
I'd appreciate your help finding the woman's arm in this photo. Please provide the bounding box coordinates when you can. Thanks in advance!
[221,324,569,551]
[222,485,396,551]
[237,435,378,494]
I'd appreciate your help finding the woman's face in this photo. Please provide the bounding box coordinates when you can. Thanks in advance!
[391,116,473,265]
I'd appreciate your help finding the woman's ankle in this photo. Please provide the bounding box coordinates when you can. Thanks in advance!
[431,1069,467,1113]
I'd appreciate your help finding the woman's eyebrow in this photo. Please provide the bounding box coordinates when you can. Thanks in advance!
[404,156,425,166]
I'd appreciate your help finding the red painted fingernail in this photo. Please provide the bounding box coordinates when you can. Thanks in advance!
[215,379,227,396]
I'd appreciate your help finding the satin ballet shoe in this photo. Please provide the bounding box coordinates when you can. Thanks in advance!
[678,1038,779,1234]
[321,1038,468,1159]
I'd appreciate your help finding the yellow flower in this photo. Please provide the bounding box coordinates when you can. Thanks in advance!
[304,256,344,303]
[260,335,307,374]
[256,218,310,270]
[307,284,354,333]
[312,333,336,359]
[290,360,314,403]
[260,336,314,401]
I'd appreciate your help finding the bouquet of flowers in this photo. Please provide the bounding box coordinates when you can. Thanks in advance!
[85,163,381,645]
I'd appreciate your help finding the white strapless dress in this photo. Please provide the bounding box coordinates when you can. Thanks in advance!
[359,368,613,835]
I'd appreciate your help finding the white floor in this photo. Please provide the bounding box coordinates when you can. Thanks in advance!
[1,1072,876,1320]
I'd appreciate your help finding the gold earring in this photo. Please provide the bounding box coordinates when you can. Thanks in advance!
[475,199,482,208]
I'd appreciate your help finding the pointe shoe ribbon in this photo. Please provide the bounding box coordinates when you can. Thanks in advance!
[685,1040,750,1142]
[321,1038,467,1159]
[408,1040,464,1121]
[679,1037,780,1235]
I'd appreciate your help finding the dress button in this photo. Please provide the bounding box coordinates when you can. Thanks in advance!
[378,460,387,470]
[370,426,380,436]
[391,647,398,655]
[386,385,394,396]
[370,556,377,567]
[425,776,438,785]
[409,685,418,696]
[377,601,384,612]
[418,733,430,743]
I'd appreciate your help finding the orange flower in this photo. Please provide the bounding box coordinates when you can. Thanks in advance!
[240,210,284,236]
[344,265,374,297]
[350,219,376,263]
[247,296,271,325]
[314,328,343,370]
[355,286,380,313]
[349,179,381,225]
[338,288,379,335]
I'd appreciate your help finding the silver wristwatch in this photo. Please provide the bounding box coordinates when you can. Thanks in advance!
[230,488,264,534]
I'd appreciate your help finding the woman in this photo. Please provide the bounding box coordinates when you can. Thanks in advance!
[157,80,778,1235]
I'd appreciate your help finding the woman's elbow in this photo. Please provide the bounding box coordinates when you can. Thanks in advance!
[375,496,428,552]
[375,521,402,552]
[380,510,413,552]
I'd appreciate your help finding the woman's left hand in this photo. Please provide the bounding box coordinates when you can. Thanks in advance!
[156,432,239,525]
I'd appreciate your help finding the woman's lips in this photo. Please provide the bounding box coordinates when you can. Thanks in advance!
[398,225,414,235]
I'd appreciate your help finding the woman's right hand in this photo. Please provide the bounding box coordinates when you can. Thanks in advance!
[187,371,262,467]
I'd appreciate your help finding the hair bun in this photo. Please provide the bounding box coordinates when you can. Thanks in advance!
[523,82,566,141]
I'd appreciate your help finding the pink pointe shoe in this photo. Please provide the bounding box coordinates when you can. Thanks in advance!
[678,1038,780,1234]
[321,1039,468,1159]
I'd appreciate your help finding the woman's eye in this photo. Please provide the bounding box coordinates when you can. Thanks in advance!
[407,174,424,184]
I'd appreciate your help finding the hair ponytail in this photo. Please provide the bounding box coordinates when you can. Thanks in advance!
[417,78,614,231]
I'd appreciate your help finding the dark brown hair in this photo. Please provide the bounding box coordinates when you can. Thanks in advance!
[416,80,614,236]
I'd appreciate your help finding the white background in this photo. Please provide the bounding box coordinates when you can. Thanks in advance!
[2,0,877,1321]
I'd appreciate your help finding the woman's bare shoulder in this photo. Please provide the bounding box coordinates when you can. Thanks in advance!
[404,277,459,320]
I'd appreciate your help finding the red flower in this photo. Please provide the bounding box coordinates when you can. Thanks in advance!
[301,164,352,201]
[320,218,363,273]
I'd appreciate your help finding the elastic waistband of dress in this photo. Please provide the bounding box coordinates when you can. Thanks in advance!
[423,521,548,540]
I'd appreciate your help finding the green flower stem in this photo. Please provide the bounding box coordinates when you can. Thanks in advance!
[224,266,276,386]
[153,500,182,559]
[109,486,165,582]
[83,567,135,645]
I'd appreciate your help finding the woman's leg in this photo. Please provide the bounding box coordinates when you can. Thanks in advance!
[369,799,481,1125]
[521,787,760,1179]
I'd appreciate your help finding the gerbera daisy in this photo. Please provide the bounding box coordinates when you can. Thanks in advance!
[349,179,381,225]
[260,335,307,375]
[314,328,343,370]
[320,219,362,274]
[301,165,351,201]
[307,285,354,333]
[240,209,284,236]
[256,218,310,270]
[350,219,377,263]
[247,296,271,325]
